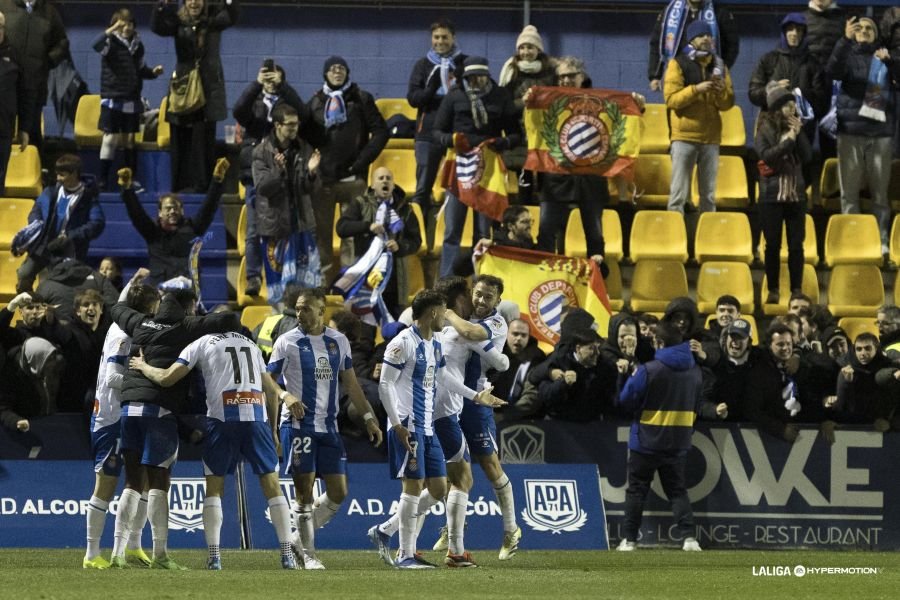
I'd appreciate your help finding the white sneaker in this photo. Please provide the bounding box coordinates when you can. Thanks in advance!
[616,539,636,552]
[682,537,702,552]
[432,526,449,552]
[302,551,325,570]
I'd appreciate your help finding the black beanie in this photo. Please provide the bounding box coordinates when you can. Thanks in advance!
[323,56,349,78]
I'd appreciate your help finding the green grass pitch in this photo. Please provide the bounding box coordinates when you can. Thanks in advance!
[0,549,897,599]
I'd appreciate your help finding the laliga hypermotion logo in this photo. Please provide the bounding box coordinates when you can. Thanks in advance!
[521,479,587,534]
[499,424,545,464]
[527,279,577,342]
[168,478,206,532]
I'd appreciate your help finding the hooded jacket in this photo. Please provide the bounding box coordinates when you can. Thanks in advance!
[600,312,640,366]
[834,350,895,424]
[826,37,899,138]
[662,297,721,366]
[664,51,735,144]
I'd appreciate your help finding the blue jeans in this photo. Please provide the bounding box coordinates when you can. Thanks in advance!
[412,139,446,207]
[439,192,492,278]
[243,184,262,280]
[669,140,719,213]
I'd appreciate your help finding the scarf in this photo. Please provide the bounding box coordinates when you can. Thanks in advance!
[426,46,461,97]
[498,57,543,87]
[774,149,801,203]
[463,79,492,130]
[683,42,711,62]
[322,80,352,129]
[113,32,142,56]
[781,372,801,417]
[55,184,84,235]
[332,236,396,329]
[374,198,404,238]
[660,0,720,64]
[262,91,279,122]
[859,55,889,122]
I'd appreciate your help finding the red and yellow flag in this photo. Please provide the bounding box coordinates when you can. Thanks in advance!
[524,87,642,180]
[441,133,508,222]
[476,245,612,345]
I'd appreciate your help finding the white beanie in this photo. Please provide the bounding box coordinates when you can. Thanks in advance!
[516,25,544,53]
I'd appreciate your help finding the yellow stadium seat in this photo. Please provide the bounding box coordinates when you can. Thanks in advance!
[5,145,42,198]
[694,212,752,263]
[157,97,171,149]
[691,155,749,208]
[0,252,25,303]
[238,181,246,201]
[890,215,900,266]
[629,260,688,313]
[605,259,624,311]
[525,205,540,240]
[369,149,417,199]
[409,201,427,256]
[704,313,758,344]
[696,261,754,314]
[0,198,33,251]
[236,256,267,307]
[564,208,622,261]
[758,213,818,265]
[431,202,475,257]
[890,160,900,210]
[376,98,417,150]
[828,265,885,318]
[634,154,672,208]
[639,103,670,154]
[74,94,103,147]
[819,157,840,209]
[237,203,247,257]
[761,263,819,316]
[629,210,688,263]
[824,214,882,267]
[240,305,274,331]
[406,254,426,303]
[323,295,346,324]
[720,105,746,148]
[837,317,880,343]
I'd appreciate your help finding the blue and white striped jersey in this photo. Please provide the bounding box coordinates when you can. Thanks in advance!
[381,325,446,435]
[92,323,131,432]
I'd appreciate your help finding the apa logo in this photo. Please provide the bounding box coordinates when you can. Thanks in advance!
[521,479,587,534]
[499,425,545,464]
[169,478,206,532]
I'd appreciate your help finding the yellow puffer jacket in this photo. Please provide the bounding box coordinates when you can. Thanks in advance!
[663,56,735,145]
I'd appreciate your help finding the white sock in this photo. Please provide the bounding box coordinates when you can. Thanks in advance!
[203,496,223,560]
[492,474,517,533]
[85,496,109,560]
[147,489,169,560]
[447,489,468,555]
[127,493,148,551]
[297,503,315,554]
[312,493,341,529]
[398,493,420,558]
[414,490,440,535]
[112,488,141,558]
[268,496,293,558]
[290,500,302,546]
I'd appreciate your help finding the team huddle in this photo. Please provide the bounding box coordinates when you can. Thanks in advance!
[83,273,517,570]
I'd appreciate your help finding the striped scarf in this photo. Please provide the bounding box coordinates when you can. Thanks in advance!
[322,81,352,129]
[426,46,461,97]
[463,79,492,130]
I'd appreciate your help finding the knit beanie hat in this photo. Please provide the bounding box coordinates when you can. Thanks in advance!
[463,56,491,77]
[686,20,713,42]
[516,25,545,53]
[323,56,349,78]
[766,83,794,111]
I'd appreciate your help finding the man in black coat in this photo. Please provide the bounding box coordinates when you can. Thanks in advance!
[0,8,34,195]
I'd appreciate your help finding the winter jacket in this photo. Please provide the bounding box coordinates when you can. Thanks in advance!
[251,132,315,239]
[826,37,899,138]
[501,57,557,114]
[0,38,34,140]
[664,54,735,144]
[232,80,305,181]
[151,0,239,124]
[0,0,68,103]
[662,296,722,366]
[407,53,468,142]
[648,2,739,81]
[834,351,895,424]
[34,258,119,318]
[748,41,826,118]
[121,180,223,285]
[28,181,105,262]
[881,8,900,77]
[305,83,388,183]
[743,349,799,440]
[336,186,421,261]
[755,114,813,204]
[533,348,617,422]
[432,81,522,150]
[617,341,702,453]
[804,4,845,68]
[92,32,157,100]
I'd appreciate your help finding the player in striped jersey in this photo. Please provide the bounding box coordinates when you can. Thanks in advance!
[83,276,157,570]
[267,287,383,570]
[130,330,300,570]
[369,290,505,569]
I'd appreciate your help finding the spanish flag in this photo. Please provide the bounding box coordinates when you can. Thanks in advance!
[524,87,642,179]
[477,245,612,345]
[441,133,508,222]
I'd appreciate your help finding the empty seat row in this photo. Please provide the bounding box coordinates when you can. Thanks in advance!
[74,95,172,150]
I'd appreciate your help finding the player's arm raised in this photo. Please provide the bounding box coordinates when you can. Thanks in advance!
[444,308,490,342]
[128,349,191,387]
[340,368,383,447]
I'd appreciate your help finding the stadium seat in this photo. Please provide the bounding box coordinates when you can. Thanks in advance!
[694,212,752,263]
[629,210,688,263]
[236,256,267,306]
[837,317,880,343]
[237,203,247,256]
[696,261,754,314]
[890,160,900,211]
[409,201,427,256]
[333,202,342,259]
[604,259,624,311]
[238,181,246,201]
[691,155,749,208]
[824,214,883,267]
[818,157,840,210]
[890,214,900,266]
[629,260,688,313]
[639,103,669,154]
[4,145,42,198]
[375,98,416,150]
[406,254,426,303]
[74,94,103,147]
[633,154,672,208]
[368,149,417,199]
[240,305,273,331]
[760,263,820,316]
[0,198,33,251]
[0,252,25,303]
[704,313,758,345]
[720,105,746,148]
[564,208,622,261]
[322,295,346,324]
[157,97,171,149]
[758,213,818,265]
[827,265,885,318]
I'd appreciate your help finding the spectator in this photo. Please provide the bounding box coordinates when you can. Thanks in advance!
[98,256,123,291]
[252,103,320,303]
[706,294,740,339]
[35,256,119,318]
[804,0,845,70]
[152,0,238,193]
[834,333,894,431]
[336,166,422,316]
[787,291,812,316]
[648,0,738,92]
[744,322,802,443]
[233,60,305,296]
[252,283,302,361]
[118,157,229,286]
[600,313,639,375]
[636,313,659,342]
[0,8,34,195]
[826,16,900,261]
[306,55,388,283]
[489,318,546,407]
[473,205,537,258]
[407,18,467,213]
[806,303,836,344]
[701,318,757,421]
[67,288,108,412]
[0,0,68,148]
[664,20,735,214]
[822,325,849,361]
[328,309,380,431]
[755,84,813,304]
[881,8,900,156]
[15,154,105,294]
[662,296,720,367]
[433,55,522,277]
[92,8,163,191]
[498,24,556,203]
[876,305,900,358]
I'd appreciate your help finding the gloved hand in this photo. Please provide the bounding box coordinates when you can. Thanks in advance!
[488,137,510,152]
[213,157,231,182]
[7,292,32,312]
[117,167,133,189]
